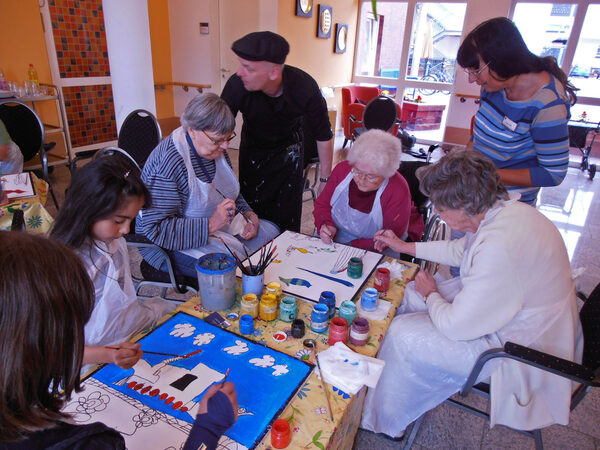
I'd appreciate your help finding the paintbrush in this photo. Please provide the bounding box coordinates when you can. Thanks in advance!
[363,214,401,257]
[218,237,249,275]
[410,266,421,281]
[221,368,230,387]
[210,184,250,223]
[105,346,180,358]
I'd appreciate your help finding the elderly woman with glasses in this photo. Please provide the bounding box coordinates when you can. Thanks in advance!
[457,17,576,206]
[360,149,582,439]
[137,93,279,278]
[313,129,423,254]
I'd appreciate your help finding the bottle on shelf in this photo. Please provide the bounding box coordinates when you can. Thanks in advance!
[27,64,39,87]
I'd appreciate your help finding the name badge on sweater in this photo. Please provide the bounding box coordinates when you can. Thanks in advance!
[502,116,518,132]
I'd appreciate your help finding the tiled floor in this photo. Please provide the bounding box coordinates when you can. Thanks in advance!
[44,133,600,449]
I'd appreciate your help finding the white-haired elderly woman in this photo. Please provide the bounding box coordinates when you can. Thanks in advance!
[361,149,582,439]
[313,129,423,253]
[137,93,279,278]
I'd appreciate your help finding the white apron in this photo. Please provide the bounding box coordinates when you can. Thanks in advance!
[330,171,392,243]
[172,127,246,259]
[82,238,176,347]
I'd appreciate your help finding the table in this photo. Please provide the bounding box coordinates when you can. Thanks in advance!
[0,176,53,233]
[141,257,417,449]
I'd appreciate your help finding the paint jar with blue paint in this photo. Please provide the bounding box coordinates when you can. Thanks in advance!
[319,291,336,319]
[239,314,255,335]
[310,303,329,333]
[338,300,357,325]
[196,253,236,311]
[361,287,379,312]
[279,296,297,322]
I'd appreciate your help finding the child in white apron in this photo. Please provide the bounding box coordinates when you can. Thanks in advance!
[51,156,176,370]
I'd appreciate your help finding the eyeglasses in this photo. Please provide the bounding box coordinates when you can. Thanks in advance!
[202,130,237,146]
[463,61,490,77]
[351,168,381,183]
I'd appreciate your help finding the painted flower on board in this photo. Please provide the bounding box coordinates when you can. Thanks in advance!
[75,391,110,414]
[27,215,42,228]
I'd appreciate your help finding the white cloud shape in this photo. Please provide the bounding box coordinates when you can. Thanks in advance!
[223,340,249,355]
[170,323,196,338]
[249,355,275,367]
[193,332,215,346]
[272,365,289,376]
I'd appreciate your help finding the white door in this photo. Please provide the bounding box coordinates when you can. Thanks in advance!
[217,0,277,149]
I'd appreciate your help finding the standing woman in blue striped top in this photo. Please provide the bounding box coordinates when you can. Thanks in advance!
[457,17,577,205]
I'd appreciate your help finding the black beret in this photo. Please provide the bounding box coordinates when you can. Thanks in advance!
[231,31,289,64]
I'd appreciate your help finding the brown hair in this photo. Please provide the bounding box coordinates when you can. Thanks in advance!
[0,231,95,441]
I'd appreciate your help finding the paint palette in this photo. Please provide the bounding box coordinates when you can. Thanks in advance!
[238,231,383,307]
[63,312,312,449]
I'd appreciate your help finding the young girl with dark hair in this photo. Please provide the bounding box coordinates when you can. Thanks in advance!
[0,231,237,448]
[457,16,574,205]
[51,155,177,369]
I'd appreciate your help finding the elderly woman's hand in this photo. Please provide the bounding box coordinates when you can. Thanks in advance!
[209,198,236,232]
[319,224,337,244]
[414,270,438,299]
[241,212,259,241]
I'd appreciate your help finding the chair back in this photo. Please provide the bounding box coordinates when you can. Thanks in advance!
[363,96,399,133]
[341,86,381,141]
[580,282,600,371]
[0,100,44,163]
[117,109,162,169]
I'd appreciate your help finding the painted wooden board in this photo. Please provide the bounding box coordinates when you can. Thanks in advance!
[1,172,34,199]
[63,312,312,449]
[237,230,383,307]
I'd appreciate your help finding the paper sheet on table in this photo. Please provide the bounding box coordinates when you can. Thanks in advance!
[318,342,386,395]
[357,298,393,320]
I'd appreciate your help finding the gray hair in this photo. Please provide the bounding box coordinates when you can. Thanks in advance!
[416,149,509,216]
[347,129,402,179]
[180,93,235,135]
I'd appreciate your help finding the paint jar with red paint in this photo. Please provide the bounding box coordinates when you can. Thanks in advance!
[374,267,391,293]
[328,317,349,345]
[349,317,370,346]
[271,418,291,448]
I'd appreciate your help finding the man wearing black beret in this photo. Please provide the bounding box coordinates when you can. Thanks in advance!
[221,31,333,232]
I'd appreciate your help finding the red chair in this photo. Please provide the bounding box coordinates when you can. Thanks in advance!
[341,86,381,148]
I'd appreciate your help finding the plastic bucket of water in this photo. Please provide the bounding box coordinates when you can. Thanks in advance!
[196,253,236,311]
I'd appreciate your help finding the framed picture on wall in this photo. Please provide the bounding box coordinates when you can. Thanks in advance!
[334,24,348,53]
[317,4,333,39]
[296,0,313,17]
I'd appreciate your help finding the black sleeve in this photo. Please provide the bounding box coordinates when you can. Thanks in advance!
[301,76,333,142]
[221,75,243,117]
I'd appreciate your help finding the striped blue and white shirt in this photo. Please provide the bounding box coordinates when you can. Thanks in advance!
[472,76,571,205]
[136,134,251,269]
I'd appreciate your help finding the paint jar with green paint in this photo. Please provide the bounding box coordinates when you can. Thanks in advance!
[338,300,357,325]
[347,257,363,278]
[278,296,297,322]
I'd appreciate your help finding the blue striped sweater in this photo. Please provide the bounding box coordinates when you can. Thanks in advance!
[472,76,571,205]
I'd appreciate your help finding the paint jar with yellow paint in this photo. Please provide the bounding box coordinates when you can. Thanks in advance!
[259,293,278,321]
[240,293,259,318]
[265,281,283,304]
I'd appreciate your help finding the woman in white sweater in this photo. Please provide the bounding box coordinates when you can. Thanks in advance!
[361,149,582,438]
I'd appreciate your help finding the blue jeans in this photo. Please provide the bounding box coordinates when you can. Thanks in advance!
[159,219,280,278]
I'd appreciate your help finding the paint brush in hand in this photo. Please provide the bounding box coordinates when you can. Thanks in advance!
[221,368,230,387]
[363,214,401,257]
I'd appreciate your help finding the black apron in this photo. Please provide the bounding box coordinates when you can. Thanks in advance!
[239,127,304,232]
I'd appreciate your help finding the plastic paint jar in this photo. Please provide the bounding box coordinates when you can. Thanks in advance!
[310,303,329,333]
[239,314,255,335]
[195,253,236,311]
[266,281,283,303]
[278,296,297,322]
[328,317,349,346]
[259,293,278,322]
[338,300,357,325]
[240,293,259,318]
[319,290,336,319]
[347,256,363,279]
[271,418,291,448]
[374,267,391,293]
[350,317,370,346]
[291,319,306,338]
[361,287,379,312]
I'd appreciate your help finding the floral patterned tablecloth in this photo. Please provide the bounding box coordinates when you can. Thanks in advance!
[169,257,419,450]
[0,176,53,233]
